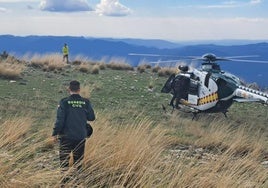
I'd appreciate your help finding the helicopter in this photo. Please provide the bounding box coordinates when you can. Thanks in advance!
[130,53,268,118]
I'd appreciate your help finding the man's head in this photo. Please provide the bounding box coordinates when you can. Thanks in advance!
[69,80,80,93]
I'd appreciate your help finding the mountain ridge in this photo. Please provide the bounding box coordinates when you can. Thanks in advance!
[0,35,268,86]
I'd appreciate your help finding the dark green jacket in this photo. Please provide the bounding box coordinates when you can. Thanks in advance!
[52,94,95,140]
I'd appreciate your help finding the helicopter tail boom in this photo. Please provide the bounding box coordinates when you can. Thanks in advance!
[234,86,268,104]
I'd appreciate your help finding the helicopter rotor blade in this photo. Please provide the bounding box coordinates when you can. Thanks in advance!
[147,59,182,64]
[190,55,267,64]
[128,53,182,58]
[225,55,259,59]
[128,52,268,64]
[227,59,268,64]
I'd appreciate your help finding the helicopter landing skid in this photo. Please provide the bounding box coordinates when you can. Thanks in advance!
[178,104,199,113]
[222,110,228,118]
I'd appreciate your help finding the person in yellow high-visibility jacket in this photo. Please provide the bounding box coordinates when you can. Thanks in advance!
[62,43,69,63]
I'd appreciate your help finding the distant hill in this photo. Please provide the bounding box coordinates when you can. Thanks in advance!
[0,35,268,86]
[100,38,183,49]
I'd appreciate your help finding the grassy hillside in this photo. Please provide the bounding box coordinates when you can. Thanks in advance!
[0,54,267,187]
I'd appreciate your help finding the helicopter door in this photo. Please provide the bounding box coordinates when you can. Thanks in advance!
[197,72,218,111]
[187,79,199,105]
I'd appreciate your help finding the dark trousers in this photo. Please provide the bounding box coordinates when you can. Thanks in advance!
[59,138,86,170]
[63,54,69,63]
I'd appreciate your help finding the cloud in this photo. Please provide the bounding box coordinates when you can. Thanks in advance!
[40,0,93,12]
[192,0,262,9]
[0,7,7,12]
[0,0,36,2]
[27,5,34,10]
[1,15,268,41]
[96,0,131,17]
[250,0,262,4]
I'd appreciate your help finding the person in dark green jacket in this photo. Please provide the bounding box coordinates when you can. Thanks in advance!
[52,80,95,177]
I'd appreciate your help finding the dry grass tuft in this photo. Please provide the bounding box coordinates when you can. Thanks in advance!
[107,62,134,71]
[72,54,89,63]
[137,64,146,73]
[91,64,100,74]
[106,57,134,71]
[83,114,172,187]
[71,60,82,65]
[157,67,178,77]
[0,112,267,187]
[27,53,66,72]
[137,64,151,73]
[0,117,32,148]
[78,63,100,74]
[78,63,91,73]
[0,63,25,79]
[97,62,106,70]
[0,117,60,188]
[80,85,93,99]
[152,65,161,73]
[157,116,268,187]
[0,58,26,79]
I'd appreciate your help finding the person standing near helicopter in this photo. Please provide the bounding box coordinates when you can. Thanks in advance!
[62,43,69,63]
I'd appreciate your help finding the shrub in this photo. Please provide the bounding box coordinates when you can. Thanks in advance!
[144,64,152,69]
[157,67,177,77]
[47,61,64,71]
[0,61,25,79]
[97,62,106,70]
[78,63,90,73]
[137,65,146,73]
[152,66,161,73]
[91,65,100,74]
[72,60,82,65]
[106,57,134,71]
[107,62,134,71]
[27,53,66,72]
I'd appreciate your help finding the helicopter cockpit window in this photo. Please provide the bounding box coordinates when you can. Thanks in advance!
[201,64,212,71]
[212,64,221,71]
[202,63,221,72]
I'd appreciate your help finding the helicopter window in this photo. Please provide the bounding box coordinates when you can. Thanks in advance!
[202,63,221,72]
[190,73,200,81]
[189,79,199,96]
[212,64,221,71]
[216,78,227,86]
[205,73,211,88]
[202,64,212,71]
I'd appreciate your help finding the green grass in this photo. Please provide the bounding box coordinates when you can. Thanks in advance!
[1,62,266,125]
[0,63,268,136]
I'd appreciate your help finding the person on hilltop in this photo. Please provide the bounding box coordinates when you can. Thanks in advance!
[62,43,69,63]
[52,80,95,185]
[0,51,8,59]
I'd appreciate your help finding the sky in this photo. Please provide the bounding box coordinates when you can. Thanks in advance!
[0,0,268,41]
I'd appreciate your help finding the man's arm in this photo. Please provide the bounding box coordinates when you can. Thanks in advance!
[52,100,66,136]
[86,101,95,121]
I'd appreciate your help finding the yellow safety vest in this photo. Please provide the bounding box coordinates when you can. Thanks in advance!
[62,46,69,55]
